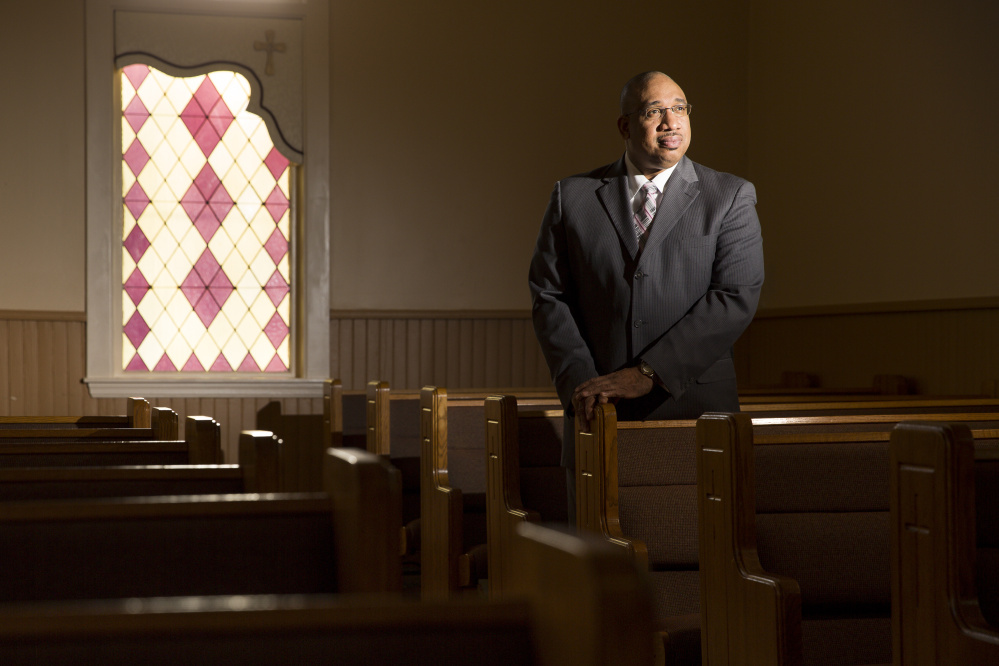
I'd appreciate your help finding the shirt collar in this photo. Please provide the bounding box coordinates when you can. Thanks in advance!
[624,152,677,200]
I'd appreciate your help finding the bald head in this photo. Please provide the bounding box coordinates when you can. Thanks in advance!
[620,71,675,115]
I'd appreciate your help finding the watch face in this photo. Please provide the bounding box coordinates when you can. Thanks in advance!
[640,362,654,377]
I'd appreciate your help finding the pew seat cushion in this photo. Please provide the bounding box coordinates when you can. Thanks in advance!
[659,612,701,666]
[800,616,891,666]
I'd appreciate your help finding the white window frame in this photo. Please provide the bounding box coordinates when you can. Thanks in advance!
[84,0,329,398]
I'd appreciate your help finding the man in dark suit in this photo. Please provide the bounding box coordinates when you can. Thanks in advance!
[529,71,764,513]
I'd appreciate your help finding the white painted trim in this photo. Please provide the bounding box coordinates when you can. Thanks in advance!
[84,0,329,398]
[84,378,325,398]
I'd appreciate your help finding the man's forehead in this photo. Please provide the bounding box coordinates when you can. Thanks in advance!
[639,79,686,104]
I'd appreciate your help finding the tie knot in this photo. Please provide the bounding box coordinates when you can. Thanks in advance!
[641,182,658,198]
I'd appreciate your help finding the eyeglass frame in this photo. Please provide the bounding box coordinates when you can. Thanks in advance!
[624,104,693,122]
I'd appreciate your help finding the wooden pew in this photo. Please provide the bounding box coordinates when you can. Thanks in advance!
[743,397,999,417]
[0,396,151,429]
[0,404,179,442]
[0,412,219,469]
[695,413,999,665]
[0,416,245,500]
[484,394,566,598]
[575,406,999,664]
[0,445,402,603]
[420,386,562,600]
[890,422,999,665]
[0,522,655,666]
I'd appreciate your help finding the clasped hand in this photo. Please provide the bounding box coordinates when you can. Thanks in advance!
[571,367,654,431]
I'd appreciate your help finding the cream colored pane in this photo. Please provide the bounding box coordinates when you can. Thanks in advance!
[136,333,165,369]
[193,330,221,367]
[208,226,236,267]
[122,291,137,322]
[248,163,277,202]
[277,254,291,280]
[122,209,137,240]
[164,78,193,114]
[178,225,207,265]
[147,67,175,93]
[151,92,179,119]
[248,248,276,284]
[220,164,249,203]
[160,289,191,327]
[221,332,247,368]
[234,225,263,266]
[208,139,236,180]
[121,75,136,102]
[122,335,136,364]
[249,290,276,326]
[234,110,262,137]
[276,338,290,365]
[161,162,193,202]
[278,295,290,322]
[135,74,164,112]
[136,242,167,284]
[251,335,277,367]
[164,207,194,250]
[179,141,207,180]
[221,254,249,290]
[121,117,136,146]
[162,119,192,161]
[165,334,194,369]
[135,159,165,202]
[277,170,290,198]
[122,163,137,193]
[136,119,166,162]
[121,252,137,280]
[248,122,274,161]
[220,290,249,325]
[248,208,277,247]
[234,310,261,347]
[234,142,264,184]
[149,196,179,224]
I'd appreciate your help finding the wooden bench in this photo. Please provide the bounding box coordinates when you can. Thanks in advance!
[0,404,179,442]
[743,397,999,417]
[484,394,566,598]
[890,421,999,665]
[0,445,402,602]
[695,413,999,665]
[0,396,151,429]
[0,522,655,666]
[574,406,999,664]
[0,413,220,469]
[420,386,562,600]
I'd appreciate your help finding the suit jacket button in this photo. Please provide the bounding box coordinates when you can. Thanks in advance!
[635,271,645,279]
[634,320,643,328]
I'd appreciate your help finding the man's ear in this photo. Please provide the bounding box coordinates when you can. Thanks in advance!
[617,115,630,140]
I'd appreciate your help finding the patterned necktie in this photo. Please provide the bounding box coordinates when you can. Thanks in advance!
[634,181,658,245]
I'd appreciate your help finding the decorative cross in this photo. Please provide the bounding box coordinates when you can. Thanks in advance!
[253,30,286,76]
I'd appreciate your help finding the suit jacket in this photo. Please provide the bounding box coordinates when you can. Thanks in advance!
[528,155,764,466]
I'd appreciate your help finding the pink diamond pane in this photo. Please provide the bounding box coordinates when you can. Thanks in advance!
[124,311,151,348]
[207,99,235,137]
[264,147,290,180]
[264,185,289,223]
[123,268,150,305]
[182,353,206,371]
[123,64,149,91]
[210,353,233,372]
[193,293,223,327]
[264,353,287,372]
[264,270,289,306]
[194,207,222,243]
[180,98,207,137]
[123,225,151,263]
[193,249,223,283]
[264,312,289,348]
[264,228,288,264]
[207,184,234,222]
[123,139,150,176]
[238,353,261,372]
[124,182,151,220]
[123,95,149,133]
[194,121,222,157]
[125,353,149,372]
[154,353,177,372]
[193,163,222,199]
[193,78,222,116]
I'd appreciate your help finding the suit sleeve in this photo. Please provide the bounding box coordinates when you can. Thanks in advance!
[644,180,764,398]
[528,182,598,412]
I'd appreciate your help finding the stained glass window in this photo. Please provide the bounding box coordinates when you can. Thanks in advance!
[120,64,293,374]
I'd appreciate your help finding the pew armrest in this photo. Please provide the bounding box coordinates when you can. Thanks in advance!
[575,404,649,568]
[696,412,803,666]
[891,422,999,665]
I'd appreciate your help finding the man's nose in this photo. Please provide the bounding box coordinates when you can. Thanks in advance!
[658,110,682,130]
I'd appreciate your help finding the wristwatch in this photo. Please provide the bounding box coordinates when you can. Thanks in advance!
[638,360,655,380]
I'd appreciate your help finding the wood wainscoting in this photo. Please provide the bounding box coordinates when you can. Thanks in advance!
[6,302,999,460]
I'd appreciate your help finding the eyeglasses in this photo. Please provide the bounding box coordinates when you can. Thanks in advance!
[627,104,693,122]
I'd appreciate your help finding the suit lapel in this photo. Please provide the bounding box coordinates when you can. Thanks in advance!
[642,156,699,252]
[596,158,640,259]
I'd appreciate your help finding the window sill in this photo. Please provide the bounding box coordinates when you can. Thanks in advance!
[83,377,325,399]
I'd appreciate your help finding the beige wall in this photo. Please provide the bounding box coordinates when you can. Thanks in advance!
[748,0,999,309]
[0,1,86,312]
[3,1,996,313]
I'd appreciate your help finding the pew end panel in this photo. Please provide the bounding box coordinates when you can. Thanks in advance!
[185,415,223,464]
[421,386,465,600]
[696,412,803,666]
[485,394,541,599]
[127,397,152,429]
[515,521,656,666]
[324,446,403,594]
[323,378,344,449]
[890,422,999,665]
[366,380,391,456]
[575,404,649,567]
[238,430,282,493]
[150,406,179,440]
